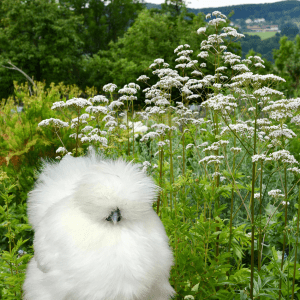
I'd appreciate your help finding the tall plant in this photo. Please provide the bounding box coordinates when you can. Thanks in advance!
[35,10,300,299]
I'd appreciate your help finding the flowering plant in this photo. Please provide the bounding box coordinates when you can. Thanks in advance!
[37,10,300,299]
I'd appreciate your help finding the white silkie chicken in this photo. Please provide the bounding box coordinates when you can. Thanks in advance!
[23,151,175,300]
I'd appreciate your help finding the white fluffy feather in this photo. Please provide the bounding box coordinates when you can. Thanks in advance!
[23,152,175,300]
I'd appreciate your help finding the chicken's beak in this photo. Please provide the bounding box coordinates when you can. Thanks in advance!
[111,211,119,225]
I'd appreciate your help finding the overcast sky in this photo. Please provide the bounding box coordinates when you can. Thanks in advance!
[143,0,290,9]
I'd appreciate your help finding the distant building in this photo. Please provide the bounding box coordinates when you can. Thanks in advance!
[254,18,265,23]
[246,24,279,32]
[245,19,253,24]
[230,22,241,28]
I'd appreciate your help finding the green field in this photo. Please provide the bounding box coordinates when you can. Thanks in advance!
[243,31,277,40]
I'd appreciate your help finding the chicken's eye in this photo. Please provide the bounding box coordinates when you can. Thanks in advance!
[106,207,122,224]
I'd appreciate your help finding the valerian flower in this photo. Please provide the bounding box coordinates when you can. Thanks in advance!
[38,118,69,128]
[103,83,117,93]
[65,98,92,109]
[268,189,285,198]
[89,95,109,103]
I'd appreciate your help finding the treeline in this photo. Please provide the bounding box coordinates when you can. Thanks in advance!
[0,0,300,105]
[188,0,300,24]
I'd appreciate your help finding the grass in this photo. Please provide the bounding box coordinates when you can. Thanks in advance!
[243,31,277,40]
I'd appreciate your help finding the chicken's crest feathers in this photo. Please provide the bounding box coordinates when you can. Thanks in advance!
[27,151,159,229]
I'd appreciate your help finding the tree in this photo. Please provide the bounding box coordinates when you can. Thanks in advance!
[0,0,84,101]
[273,34,300,98]
[59,0,145,55]
[280,21,299,39]
[81,8,242,106]
[161,0,186,18]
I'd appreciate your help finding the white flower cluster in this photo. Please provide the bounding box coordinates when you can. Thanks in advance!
[149,58,170,69]
[201,94,237,113]
[81,126,93,133]
[263,98,300,121]
[71,116,88,129]
[89,95,109,103]
[65,98,92,109]
[267,127,296,140]
[211,172,221,178]
[81,134,108,147]
[268,189,284,198]
[51,101,65,110]
[199,155,224,165]
[287,167,300,174]
[108,100,124,110]
[136,75,150,82]
[56,147,67,154]
[198,142,209,147]
[86,105,108,115]
[118,83,140,100]
[38,118,69,128]
[202,140,228,152]
[252,154,267,162]
[221,123,254,138]
[231,72,285,89]
[253,87,284,98]
[103,83,118,93]
[269,150,298,165]
[230,147,242,154]
[140,131,159,142]
[142,161,151,173]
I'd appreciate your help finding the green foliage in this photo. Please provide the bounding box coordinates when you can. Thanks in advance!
[240,33,282,63]
[273,34,300,99]
[0,175,33,299]
[81,7,243,107]
[280,22,300,39]
[0,0,85,101]
[58,0,145,54]
[3,7,300,300]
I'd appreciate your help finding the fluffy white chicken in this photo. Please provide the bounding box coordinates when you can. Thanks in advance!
[23,151,175,300]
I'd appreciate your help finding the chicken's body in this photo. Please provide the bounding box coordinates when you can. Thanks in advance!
[23,153,175,300]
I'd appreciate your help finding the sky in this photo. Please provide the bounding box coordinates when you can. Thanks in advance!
[143,0,289,9]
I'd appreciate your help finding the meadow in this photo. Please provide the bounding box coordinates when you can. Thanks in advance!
[243,31,277,40]
[1,10,300,300]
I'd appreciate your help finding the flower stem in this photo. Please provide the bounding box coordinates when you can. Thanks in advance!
[291,185,300,299]
[250,101,258,300]
[168,111,174,210]
[258,161,263,272]
[132,100,134,157]
[279,166,288,300]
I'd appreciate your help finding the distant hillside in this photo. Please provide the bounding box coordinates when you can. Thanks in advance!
[145,1,300,24]
[187,0,300,22]
[144,1,300,63]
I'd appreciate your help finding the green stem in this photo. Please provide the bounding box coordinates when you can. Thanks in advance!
[258,161,263,272]
[75,108,80,157]
[279,166,288,300]
[292,185,300,299]
[213,112,220,260]
[132,100,134,157]
[250,101,258,300]
[182,125,185,176]
[168,111,174,211]
[126,101,130,156]
[228,135,236,274]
